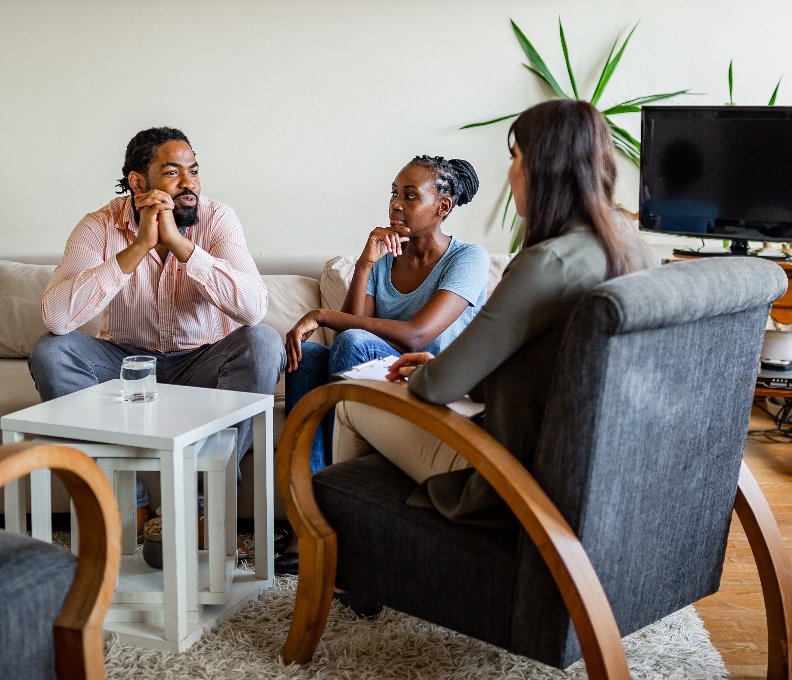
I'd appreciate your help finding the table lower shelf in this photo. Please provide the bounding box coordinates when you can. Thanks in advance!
[112,551,235,606]
[104,570,272,654]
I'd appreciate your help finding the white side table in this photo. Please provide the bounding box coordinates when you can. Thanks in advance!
[1,380,275,653]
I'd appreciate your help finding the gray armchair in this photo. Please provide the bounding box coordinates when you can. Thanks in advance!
[0,443,121,680]
[277,257,792,678]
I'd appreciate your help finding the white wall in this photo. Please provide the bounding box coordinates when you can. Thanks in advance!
[0,0,790,257]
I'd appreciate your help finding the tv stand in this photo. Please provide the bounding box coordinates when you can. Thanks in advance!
[672,239,752,258]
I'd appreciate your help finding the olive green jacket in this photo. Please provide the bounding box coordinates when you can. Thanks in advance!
[407,221,660,527]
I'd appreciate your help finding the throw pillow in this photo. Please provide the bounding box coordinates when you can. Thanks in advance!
[487,255,513,297]
[260,274,325,401]
[0,261,101,358]
[260,274,324,345]
[319,255,357,313]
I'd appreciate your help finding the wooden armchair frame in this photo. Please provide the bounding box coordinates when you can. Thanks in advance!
[0,442,121,680]
[277,380,792,679]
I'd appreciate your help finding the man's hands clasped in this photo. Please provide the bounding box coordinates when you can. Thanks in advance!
[117,190,196,275]
[134,190,194,261]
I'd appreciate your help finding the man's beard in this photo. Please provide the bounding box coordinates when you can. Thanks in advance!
[173,190,199,229]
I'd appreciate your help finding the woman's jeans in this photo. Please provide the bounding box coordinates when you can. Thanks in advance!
[285,329,401,474]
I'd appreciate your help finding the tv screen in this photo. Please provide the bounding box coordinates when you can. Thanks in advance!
[639,106,792,242]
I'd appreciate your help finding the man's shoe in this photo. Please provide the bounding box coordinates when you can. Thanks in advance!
[333,591,384,619]
[136,506,149,542]
[274,528,292,555]
[274,552,299,575]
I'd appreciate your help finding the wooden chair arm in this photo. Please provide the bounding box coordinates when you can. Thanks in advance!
[734,460,792,680]
[277,380,630,678]
[0,442,121,680]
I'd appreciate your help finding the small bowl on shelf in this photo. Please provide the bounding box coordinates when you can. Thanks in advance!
[142,513,163,569]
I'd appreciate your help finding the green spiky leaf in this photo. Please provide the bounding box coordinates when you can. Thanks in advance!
[603,105,642,115]
[607,119,641,166]
[607,120,641,147]
[728,60,734,105]
[510,213,525,253]
[511,19,568,98]
[501,189,514,230]
[612,90,691,107]
[590,22,639,106]
[460,113,521,129]
[602,89,691,115]
[459,18,693,248]
[612,137,640,165]
[523,63,563,92]
[610,133,640,158]
[559,19,579,99]
[769,77,782,106]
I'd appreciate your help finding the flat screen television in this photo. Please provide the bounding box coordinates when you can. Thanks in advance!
[639,106,792,254]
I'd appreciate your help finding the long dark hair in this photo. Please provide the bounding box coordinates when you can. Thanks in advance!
[508,100,636,277]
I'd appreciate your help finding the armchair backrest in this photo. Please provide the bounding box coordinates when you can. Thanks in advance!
[510,257,787,667]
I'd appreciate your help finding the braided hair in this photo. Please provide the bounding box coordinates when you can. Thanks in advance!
[409,155,479,220]
[116,127,192,194]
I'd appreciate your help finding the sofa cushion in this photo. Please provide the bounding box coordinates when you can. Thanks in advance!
[260,274,323,344]
[260,274,324,400]
[0,261,100,358]
[320,255,357,313]
[487,255,513,297]
[0,358,41,418]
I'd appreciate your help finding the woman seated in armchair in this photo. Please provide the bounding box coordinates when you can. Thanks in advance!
[334,99,661,532]
[283,155,489,475]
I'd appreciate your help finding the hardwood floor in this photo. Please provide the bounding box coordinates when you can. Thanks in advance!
[695,403,792,678]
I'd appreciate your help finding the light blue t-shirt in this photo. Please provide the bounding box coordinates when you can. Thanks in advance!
[366,236,489,356]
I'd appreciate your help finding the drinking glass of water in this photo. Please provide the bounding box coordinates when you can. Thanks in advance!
[121,356,158,402]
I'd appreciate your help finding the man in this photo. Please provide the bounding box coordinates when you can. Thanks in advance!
[29,127,286,556]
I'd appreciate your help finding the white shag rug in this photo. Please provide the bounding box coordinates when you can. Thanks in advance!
[56,533,728,679]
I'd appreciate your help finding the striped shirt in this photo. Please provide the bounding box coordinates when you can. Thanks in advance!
[42,195,267,352]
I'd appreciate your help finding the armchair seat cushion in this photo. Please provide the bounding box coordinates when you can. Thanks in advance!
[313,453,519,649]
[0,529,77,680]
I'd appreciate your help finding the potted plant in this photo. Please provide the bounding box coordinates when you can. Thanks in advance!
[464,18,690,251]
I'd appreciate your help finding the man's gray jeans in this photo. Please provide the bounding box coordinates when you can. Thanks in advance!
[28,325,286,509]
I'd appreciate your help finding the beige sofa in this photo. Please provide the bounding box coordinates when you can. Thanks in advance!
[0,251,512,519]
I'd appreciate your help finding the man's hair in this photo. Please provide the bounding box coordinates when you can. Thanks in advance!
[116,127,192,194]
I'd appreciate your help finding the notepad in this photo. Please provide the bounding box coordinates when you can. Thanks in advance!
[337,356,398,381]
[336,356,484,418]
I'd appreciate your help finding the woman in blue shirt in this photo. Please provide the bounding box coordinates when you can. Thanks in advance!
[284,155,489,476]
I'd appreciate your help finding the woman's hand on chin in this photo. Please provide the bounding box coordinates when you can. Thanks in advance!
[386,352,434,383]
[361,226,411,264]
[285,311,323,372]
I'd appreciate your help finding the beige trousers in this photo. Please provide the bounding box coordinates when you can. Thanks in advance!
[333,401,472,484]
